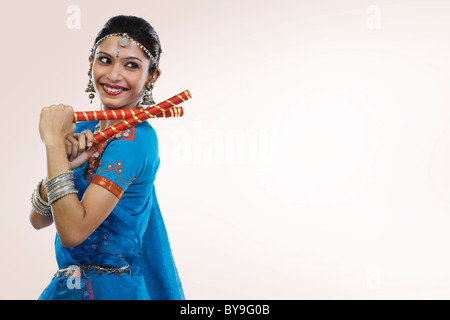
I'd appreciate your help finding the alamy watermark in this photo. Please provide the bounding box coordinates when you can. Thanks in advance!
[65,265,81,289]
[366,5,381,30]
[66,5,81,30]
[366,265,381,290]
[169,120,281,174]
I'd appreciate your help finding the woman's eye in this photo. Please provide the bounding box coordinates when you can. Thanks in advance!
[99,57,111,64]
[126,62,139,69]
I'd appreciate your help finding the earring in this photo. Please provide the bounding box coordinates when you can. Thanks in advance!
[85,67,95,104]
[141,81,155,106]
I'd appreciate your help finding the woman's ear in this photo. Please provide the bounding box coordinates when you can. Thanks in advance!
[149,68,162,84]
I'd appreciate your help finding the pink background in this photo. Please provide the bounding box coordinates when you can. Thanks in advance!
[2,0,450,299]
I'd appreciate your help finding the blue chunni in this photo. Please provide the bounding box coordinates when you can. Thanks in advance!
[38,121,184,300]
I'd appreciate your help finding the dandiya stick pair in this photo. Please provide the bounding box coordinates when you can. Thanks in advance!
[73,90,191,145]
[73,106,184,122]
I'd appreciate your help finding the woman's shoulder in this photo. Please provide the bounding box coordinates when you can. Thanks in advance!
[135,121,158,141]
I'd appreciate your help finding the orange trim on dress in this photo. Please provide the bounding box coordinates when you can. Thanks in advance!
[91,174,124,199]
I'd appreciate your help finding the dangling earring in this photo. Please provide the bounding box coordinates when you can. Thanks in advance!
[141,81,155,106]
[85,66,95,104]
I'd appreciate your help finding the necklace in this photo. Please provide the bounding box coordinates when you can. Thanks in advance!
[94,123,101,134]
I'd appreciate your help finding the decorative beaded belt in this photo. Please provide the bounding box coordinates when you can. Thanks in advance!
[54,264,131,279]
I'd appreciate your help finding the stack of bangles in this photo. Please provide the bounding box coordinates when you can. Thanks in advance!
[31,180,51,216]
[31,90,191,215]
[31,171,78,216]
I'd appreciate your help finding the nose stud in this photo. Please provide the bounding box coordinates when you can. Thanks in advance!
[116,51,119,58]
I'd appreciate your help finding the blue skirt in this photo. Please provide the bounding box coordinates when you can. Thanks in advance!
[39,271,149,300]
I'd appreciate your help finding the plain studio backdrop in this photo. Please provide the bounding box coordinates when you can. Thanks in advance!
[2,0,450,299]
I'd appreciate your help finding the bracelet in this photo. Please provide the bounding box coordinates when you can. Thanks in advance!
[31,179,51,216]
[44,171,75,190]
[45,171,78,205]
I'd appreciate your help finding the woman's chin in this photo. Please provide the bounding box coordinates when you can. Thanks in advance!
[100,99,133,110]
[101,102,122,109]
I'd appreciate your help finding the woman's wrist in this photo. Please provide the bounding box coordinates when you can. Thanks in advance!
[44,136,66,148]
[45,137,71,179]
[39,177,49,202]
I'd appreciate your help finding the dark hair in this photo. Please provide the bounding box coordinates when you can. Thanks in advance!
[93,15,162,74]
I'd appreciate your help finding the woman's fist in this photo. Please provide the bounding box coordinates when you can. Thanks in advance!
[39,104,76,144]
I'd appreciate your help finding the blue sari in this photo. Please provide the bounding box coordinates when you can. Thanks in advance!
[38,121,184,300]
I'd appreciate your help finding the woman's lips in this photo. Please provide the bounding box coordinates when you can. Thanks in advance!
[101,84,128,96]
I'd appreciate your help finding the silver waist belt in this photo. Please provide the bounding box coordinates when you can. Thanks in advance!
[54,264,131,278]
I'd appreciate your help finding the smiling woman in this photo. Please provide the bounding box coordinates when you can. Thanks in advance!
[30,15,184,300]
[92,37,159,120]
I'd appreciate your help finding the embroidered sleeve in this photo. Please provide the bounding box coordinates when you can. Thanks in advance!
[90,175,125,199]
[83,124,159,200]
[92,139,146,199]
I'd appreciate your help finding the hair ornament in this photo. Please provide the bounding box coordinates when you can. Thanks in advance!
[91,32,159,68]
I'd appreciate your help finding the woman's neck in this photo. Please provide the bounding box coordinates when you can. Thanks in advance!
[99,102,140,131]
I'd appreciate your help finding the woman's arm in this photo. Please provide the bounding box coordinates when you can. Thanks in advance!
[29,129,98,230]
[29,181,53,229]
[37,104,119,247]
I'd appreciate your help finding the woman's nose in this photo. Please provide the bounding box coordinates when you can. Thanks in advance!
[107,63,123,81]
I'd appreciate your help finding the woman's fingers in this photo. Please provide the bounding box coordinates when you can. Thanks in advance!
[65,129,96,164]
[84,130,94,149]
[67,139,99,170]
[65,138,73,157]
[66,135,79,161]
[77,133,87,152]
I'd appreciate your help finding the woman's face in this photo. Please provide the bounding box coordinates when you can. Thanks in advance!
[91,36,154,110]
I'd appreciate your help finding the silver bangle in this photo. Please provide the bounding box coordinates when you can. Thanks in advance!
[45,171,78,205]
[31,179,52,216]
[44,171,74,190]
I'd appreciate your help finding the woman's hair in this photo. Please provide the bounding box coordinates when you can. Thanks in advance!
[93,15,162,74]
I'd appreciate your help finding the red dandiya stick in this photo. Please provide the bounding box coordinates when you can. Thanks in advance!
[92,90,191,145]
[73,106,183,122]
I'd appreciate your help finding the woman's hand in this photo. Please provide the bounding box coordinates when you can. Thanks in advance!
[39,104,76,145]
[65,130,99,169]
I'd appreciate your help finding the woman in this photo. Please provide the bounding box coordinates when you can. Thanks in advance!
[30,15,185,300]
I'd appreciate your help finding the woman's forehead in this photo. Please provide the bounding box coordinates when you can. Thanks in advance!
[96,36,148,59]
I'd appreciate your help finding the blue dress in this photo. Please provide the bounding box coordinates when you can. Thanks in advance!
[38,121,185,300]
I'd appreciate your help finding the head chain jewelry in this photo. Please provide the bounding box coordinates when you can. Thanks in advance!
[90,33,160,68]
